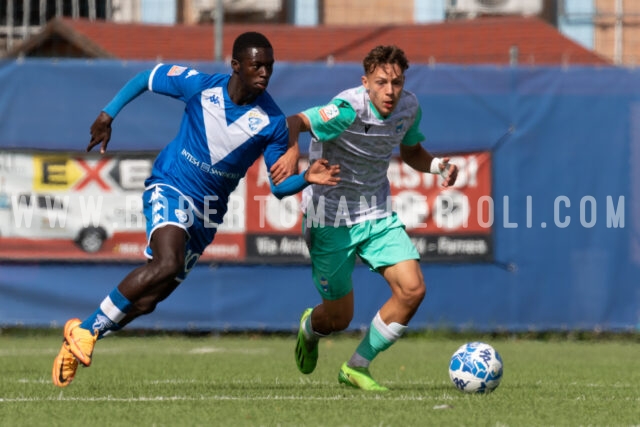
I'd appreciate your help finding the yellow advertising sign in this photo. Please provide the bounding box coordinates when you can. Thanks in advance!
[32,156,84,192]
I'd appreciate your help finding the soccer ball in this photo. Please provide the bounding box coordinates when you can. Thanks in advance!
[448,341,503,394]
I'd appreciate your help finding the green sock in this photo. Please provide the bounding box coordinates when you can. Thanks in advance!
[351,311,407,367]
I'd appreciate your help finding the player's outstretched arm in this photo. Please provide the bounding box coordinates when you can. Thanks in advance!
[270,158,340,199]
[86,69,152,153]
[400,143,458,188]
[270,113,310,184]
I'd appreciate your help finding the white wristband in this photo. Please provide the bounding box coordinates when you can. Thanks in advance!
[430,157,444,174]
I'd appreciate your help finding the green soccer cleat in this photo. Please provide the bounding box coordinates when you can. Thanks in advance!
[338,362,389,391]
[294,308,318,374]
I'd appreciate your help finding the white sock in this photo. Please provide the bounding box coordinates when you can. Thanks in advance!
[303,309,327,342]
[348,311,407,368]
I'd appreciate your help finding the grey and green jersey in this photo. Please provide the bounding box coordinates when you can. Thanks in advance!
[301,85,425,226]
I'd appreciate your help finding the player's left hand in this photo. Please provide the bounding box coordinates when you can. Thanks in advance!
[438,157,459,188]
[271,147,299,185]
[304,159,340,186]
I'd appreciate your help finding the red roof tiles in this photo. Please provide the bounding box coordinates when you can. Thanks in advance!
[9,16,610,65]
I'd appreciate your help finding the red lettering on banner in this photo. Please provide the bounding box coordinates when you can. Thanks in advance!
[390,152,492,234]
[74,158,111,191]
[200,233,246,261]
[246,154,492,234]
[246,161,304,234]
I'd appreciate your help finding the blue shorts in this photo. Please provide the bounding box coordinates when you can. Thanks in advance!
[142,184,217,281]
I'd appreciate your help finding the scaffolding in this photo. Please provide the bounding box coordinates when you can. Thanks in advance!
[0,0,109,52]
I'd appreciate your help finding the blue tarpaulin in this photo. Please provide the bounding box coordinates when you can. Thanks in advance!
[0,59,638,331]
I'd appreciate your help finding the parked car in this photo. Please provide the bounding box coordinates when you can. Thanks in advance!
[0,192,113,253]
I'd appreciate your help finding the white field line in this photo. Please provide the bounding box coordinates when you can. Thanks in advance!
[0,394,454,403]
[0,346,272,357]
[1,394,638,403]
[11,378,448,394]
[11,376,639,389]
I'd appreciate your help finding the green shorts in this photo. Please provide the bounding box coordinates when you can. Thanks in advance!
[303,212,420,300]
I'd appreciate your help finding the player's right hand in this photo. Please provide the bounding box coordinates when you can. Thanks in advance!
[304,159,340,186]
[87,111,114,153]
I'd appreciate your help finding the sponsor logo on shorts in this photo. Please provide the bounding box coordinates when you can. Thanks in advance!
[320,276,329,293]
[175,209,188,223]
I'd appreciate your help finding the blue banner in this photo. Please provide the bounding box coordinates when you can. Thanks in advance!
[0,60,637,331]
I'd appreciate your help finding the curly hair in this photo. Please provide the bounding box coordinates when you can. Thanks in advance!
[362,45,409,75]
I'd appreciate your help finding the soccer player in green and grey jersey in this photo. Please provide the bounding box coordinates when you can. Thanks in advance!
[301,84,425,225]
[280,45,459,391]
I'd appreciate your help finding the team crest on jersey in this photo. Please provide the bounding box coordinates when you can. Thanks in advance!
[395,119,405,134]
[319,104,340,122]
[247,111,265,132]
[167,65,187,76]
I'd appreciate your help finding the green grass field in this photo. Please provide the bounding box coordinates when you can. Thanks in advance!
[1,331,638,426]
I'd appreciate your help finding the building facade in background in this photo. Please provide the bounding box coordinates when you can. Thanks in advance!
[593,0,640,65]
[1,0,639,65]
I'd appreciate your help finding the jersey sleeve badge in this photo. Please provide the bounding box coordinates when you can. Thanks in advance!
[319,104,340,122]
[167,65,187,76]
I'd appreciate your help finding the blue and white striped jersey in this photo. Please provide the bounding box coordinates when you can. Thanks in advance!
[144,64,289,223]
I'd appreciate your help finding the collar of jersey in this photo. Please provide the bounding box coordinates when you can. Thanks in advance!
[368,100,387,121]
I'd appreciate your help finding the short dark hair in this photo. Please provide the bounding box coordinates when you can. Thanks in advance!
[362,45,409,75]
[232,32,272,60]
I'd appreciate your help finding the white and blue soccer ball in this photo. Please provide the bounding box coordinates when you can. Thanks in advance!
[448,341,503,394]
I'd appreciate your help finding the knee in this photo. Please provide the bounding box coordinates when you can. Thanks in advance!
[150,256,185,283]
[413,281,427,304]
[329,314,352,332]
[315,309,352,334]
[398,279,426,308]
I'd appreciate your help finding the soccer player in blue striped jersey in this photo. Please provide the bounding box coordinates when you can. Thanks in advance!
[287,45,458,391]
[52,32,340,387]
